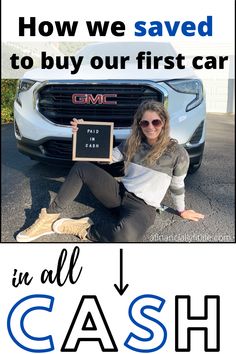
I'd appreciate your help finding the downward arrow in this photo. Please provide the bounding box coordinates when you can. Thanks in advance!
[114,249,129,295]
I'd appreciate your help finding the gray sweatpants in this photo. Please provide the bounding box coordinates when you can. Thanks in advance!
[47,162,156,242]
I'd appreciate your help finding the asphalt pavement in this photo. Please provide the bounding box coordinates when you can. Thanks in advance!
[1,113,235,243]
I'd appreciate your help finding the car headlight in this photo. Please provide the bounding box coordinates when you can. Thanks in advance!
[16,79,36,106]
[165,79,204,112]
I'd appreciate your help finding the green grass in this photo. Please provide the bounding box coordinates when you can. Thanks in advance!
[1,79,18,123]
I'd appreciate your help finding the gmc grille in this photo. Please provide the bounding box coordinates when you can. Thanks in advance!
[42,139,123,162]
[36,84,163,127]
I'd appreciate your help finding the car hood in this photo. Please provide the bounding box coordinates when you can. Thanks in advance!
[22,63,198,82]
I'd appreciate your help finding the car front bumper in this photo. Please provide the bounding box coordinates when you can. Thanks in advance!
[16,136,205,171]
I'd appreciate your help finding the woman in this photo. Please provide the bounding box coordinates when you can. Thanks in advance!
[16,100,204,243]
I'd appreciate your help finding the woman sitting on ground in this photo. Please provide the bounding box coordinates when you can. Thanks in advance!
[16,100,204,243]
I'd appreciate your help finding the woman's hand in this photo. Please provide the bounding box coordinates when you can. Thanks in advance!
[179,209,204,221]
[70,118,84,133]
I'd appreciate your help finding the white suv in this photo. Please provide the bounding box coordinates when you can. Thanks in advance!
[14,42,206,173]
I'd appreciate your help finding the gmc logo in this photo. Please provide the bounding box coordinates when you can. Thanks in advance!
[72,93,117,105]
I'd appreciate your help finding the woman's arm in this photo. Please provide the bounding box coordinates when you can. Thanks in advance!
[112,145,125,163]
[170,146,204,221]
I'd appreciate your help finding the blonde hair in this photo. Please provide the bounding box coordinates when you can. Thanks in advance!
[124,100,176,166]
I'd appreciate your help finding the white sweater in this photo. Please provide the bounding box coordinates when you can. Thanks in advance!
[112,141,189,211]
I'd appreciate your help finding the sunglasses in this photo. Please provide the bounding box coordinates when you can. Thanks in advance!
[139,119,163,128]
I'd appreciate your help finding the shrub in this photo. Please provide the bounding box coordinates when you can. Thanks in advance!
[1,79,18,123]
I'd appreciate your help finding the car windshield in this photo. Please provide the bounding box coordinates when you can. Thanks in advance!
[75,42,177,64]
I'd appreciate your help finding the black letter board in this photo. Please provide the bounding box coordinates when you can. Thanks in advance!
[72,121,114,162]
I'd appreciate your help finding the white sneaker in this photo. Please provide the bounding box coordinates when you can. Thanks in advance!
[16,208,60,242]
[52,217,94,240]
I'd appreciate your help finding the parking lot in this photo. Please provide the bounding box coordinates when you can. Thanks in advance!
[1,113,235,243]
